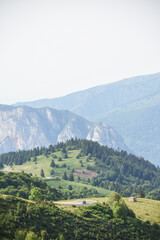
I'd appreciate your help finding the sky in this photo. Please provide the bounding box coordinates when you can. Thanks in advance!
[0,0,160,104]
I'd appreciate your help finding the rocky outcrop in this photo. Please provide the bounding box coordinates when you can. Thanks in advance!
[0,105,130,153]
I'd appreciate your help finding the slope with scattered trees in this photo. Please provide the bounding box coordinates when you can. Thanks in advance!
[1,139,160,200]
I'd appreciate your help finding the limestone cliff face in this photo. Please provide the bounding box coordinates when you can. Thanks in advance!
[0,105,130,153]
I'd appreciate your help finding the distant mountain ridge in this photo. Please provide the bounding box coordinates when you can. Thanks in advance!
[14,72,160,165]
[0,105,130,153]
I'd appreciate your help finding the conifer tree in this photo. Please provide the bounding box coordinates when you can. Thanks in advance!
[40,169,45,178]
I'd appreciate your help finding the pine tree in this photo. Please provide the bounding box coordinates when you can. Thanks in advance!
[50,169,54,175]
[68,185,72,190]
[62,172,68,180]
[40,169,45,178]
[50,160,55,168]
[68,173,74,181]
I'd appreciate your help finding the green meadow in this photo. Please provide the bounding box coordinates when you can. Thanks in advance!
[46,178,111,196]
[7,149,94,179]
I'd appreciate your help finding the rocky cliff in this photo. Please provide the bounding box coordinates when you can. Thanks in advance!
[0,105,130,153]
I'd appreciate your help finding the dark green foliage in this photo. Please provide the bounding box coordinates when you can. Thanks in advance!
[59,139,160,198]
[61,163,67,168]
[50,169,54,175]
[84,203,113,219]
[29,187,43,202]
[50,160,55,168]
[60,187,102,199]
[76,153,81,159]
[68,185,72,190]
[62,153,68,159]
[0,147,45,166]
[33,156,37,162]
[48,144,55,153]
[68,173,74,181]
[138,190,145,198]
[0,196,160,240]
[108,192,135,221]
[61,147,67,154]
[0,171,62,201]
[62,172,68,180]
[40,169,45,178]
[0,161,4,169]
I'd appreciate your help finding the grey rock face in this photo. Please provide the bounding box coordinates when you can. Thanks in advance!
[0,105,130,153]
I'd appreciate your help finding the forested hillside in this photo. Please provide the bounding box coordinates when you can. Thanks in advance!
[1,139,160,200]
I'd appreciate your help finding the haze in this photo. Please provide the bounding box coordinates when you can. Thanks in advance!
[0,0,160,104]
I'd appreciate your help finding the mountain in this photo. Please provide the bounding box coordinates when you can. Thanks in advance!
[0,105,130,153]
[15,73,160,165]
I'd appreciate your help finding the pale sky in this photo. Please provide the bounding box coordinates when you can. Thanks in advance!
[0,0,160,104]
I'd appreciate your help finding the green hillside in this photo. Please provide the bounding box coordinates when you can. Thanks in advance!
[1,139,160,200]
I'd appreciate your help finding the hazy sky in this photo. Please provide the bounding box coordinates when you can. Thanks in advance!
[0,0,160,104]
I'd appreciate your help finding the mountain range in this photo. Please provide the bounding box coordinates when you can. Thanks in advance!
[0,105,130,154]
[14,72,160,165]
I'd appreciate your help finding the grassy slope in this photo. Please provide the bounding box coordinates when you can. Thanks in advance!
[6,150,94,178]
[3,149,110,196]
[46,178,111,196]
[124,198,160,225]
[59,197,160,225]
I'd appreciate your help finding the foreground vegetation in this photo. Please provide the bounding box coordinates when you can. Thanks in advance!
[0,169,160,239]
[0,171,62,201]
[1,192,160,240]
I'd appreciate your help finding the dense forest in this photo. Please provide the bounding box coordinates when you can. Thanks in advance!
[0,145,55,167]
[0,138,160,199]
[1,192,160,240]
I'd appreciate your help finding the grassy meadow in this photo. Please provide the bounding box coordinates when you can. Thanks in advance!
[5,149,95,179]
[46,178,111,196]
